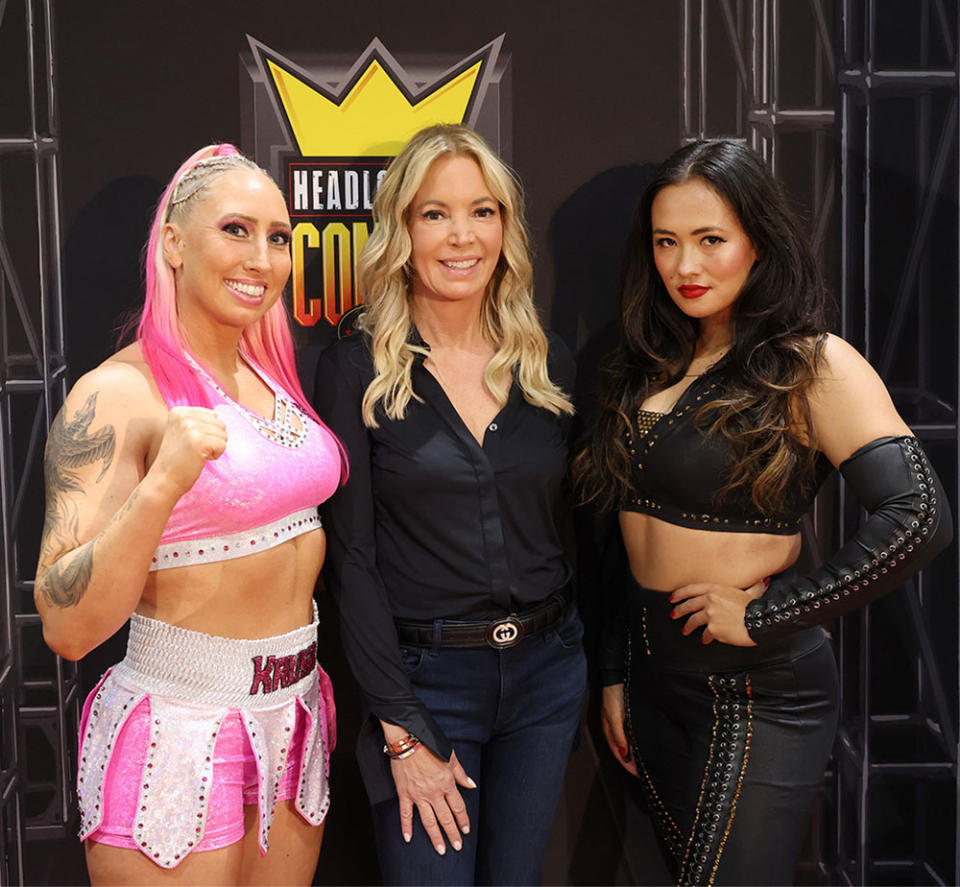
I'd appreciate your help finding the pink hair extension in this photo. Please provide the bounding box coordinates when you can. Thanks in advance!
[133,143,348,481]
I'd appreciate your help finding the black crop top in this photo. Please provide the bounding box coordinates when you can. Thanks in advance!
[622,369,832,534]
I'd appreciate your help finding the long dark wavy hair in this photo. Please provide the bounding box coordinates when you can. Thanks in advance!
[575,139,831,513]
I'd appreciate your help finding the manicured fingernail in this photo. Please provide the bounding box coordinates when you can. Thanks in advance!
[462,825,470,834]
[619,745,628,757]
[763,576,771,587]
[670,610,677,619]
[453,840,462,851]
[436,844,446,855]
[403,833,411,843]
[668,594,676,602]
[466,777,477,789]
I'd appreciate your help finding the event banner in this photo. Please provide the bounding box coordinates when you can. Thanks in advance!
[242,36,510,346]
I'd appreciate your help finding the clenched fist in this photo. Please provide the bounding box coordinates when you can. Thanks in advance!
[149,406,228,498]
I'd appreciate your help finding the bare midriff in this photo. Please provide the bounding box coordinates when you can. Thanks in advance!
[137,528,325,638]
[619,511,800,593]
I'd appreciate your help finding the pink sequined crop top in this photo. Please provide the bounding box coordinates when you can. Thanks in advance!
[150,358,342,571]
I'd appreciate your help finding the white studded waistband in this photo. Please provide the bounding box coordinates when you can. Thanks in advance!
[115,602,319,708]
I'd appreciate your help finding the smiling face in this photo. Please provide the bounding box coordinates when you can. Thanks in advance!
[650,176,757,332]
[406,153,503,310]
[163,168,292,334]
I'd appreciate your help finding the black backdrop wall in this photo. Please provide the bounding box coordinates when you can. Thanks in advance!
[56,0,681,374]
[40,3,686,884]
[3,1,958,885]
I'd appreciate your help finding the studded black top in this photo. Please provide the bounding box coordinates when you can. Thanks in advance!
[621,367,832,533]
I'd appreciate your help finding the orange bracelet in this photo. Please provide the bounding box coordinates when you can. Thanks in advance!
[383,733,421,759]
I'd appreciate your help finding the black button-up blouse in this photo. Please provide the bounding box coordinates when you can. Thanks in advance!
[314,330,575,798]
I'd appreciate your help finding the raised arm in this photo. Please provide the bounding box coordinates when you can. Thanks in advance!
[743,335,952,641]
[35,359,226,660]
[669,335,952,645]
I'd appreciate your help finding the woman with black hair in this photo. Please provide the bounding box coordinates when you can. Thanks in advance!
[576,139,952,886]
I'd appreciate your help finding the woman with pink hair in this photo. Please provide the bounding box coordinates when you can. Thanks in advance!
[34,144,346,885]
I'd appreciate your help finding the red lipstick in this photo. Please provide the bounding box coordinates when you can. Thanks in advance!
[678,285,709,299]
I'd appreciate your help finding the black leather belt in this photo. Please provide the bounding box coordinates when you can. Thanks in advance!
[394,589,570,650]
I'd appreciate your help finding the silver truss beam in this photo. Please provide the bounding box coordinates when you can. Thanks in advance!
[0,1,74,882]
[684,0,960,882]
[681,0,836,267]
[835,0,959,884]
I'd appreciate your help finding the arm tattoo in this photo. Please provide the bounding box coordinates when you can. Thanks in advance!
[38,489,141,609]
[39,547,94,608]
[38,392,117,608]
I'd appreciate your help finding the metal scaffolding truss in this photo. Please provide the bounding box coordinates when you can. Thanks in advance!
[0,0,76,883]
[683,0,960,883]
[835,1,959,884]
[682,0,836,259]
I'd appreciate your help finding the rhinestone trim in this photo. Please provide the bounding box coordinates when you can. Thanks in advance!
[76,615,333,867]
[187,354,310,450]
[149,508,320,571]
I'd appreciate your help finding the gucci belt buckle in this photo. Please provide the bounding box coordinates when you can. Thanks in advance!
[485,616,525,649]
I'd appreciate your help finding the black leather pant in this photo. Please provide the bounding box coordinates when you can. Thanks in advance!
[625,577,839,886]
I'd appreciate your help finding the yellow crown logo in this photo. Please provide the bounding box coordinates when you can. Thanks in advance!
[249,37,502,157]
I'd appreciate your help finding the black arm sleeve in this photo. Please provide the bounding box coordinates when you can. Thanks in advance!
[745,436,953,642]
[313,340,452,784]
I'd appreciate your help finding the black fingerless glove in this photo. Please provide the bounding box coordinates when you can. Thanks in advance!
[745,436,953,642]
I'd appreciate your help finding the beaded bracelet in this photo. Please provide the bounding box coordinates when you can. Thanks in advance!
[383,733,421,759]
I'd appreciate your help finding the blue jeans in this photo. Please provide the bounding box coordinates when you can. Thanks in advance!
[371,608,587,886]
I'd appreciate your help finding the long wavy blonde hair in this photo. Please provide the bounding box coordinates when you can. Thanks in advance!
[358,124,573,427]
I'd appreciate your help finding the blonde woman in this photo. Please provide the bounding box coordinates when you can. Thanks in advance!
[315,124,585,886]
